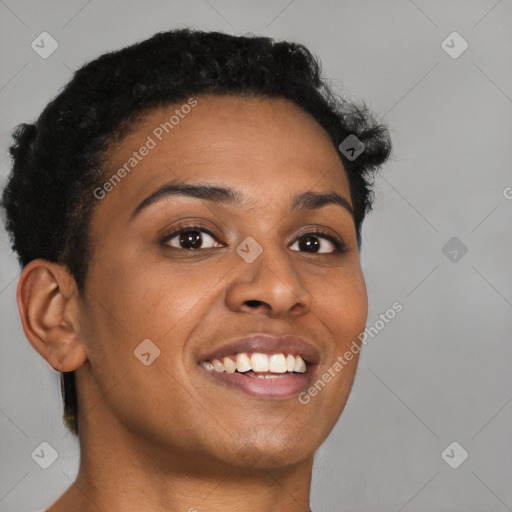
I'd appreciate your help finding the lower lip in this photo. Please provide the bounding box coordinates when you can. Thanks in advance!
[198,366,315,398]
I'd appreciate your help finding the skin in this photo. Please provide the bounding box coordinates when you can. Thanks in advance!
[17,94,368,512]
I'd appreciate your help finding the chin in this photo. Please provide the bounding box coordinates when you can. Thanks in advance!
[219,429,320,471]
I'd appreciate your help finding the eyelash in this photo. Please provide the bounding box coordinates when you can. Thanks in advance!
[160,224,347,254]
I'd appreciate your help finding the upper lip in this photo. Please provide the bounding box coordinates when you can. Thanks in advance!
[199,334,320,365]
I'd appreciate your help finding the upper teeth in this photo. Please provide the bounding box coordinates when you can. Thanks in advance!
[201,352,307,374]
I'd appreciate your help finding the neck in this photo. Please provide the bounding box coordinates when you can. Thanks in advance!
[47,415,314,512]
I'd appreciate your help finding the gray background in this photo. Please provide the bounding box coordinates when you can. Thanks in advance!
[1,1,511,511]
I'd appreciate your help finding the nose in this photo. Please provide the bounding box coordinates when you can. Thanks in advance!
[224,240,312,318]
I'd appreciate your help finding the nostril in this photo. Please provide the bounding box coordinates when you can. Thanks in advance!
[246,300,264,308]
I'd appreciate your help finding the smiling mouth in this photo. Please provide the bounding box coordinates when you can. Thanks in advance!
[200,351,307,375]
[198,351,313,397]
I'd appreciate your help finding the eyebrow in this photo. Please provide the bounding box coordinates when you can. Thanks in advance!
[129,180,354,221]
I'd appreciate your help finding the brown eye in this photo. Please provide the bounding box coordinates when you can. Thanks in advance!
[289,231,345,254]
[163,227,223,250]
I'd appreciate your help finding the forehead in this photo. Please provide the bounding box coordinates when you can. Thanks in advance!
[97,94,350,218]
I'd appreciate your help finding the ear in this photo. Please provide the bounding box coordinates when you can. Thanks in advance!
[16,259,87,373]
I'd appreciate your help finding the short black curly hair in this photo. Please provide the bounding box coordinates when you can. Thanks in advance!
[1,28,391,436]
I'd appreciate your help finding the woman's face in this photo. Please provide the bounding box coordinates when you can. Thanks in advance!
[78,94,368,469]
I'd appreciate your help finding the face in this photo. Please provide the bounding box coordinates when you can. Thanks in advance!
[76,94,368,470]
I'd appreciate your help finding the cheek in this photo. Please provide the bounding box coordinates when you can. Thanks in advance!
[86,260,196,335]
[78,260,208,434]
[307,266,367,403]
[312,264,368,346]
[81,257,224,384]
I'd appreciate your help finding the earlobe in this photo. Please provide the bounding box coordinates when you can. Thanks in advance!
[16,260,87,373]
